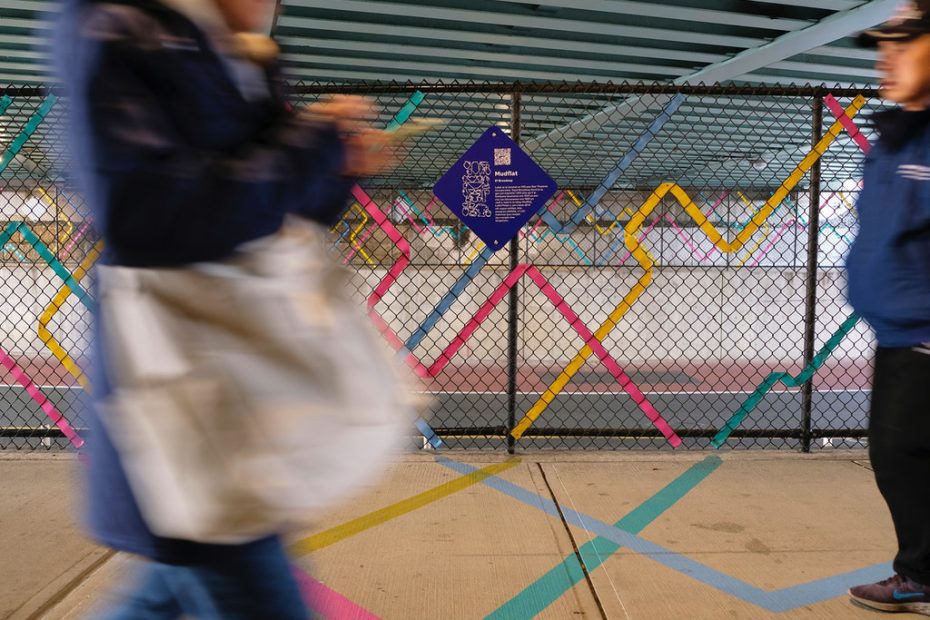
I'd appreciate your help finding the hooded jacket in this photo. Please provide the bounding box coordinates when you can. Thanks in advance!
[56,0,354,561]
[847,108,930,347]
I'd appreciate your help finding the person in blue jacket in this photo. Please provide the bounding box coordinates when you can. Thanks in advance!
[848,1,930,615]
[55,0,400,617]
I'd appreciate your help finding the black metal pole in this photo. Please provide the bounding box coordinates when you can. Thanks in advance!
[800,95,824,453]
[506,91,522,454]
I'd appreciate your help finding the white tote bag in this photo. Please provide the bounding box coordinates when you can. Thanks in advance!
[96,219,417,543]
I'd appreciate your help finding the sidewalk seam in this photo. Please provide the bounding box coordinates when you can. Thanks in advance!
[536,462,609,620]
[16,550,116,620]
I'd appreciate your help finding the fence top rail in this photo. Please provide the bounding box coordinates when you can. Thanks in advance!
[0,81,880,98]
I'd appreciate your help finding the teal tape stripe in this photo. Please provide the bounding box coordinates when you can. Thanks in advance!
[712,313,860,447]
[486,456,722,619]
[0,95,12,117]
[0,95,56,175]
[385,90,425,131]
[0,222,95,312]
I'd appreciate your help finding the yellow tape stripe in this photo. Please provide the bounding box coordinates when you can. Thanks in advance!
[512,96,866,439]
[735,222,772,267]
[37,242,103,393]
[348,203,375,266]
[288,459,520,557]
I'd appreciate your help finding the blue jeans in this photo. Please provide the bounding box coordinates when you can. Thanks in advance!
[100,537,309,620]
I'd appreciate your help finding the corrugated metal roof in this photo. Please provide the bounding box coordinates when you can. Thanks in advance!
[0,0,896,85]
[0,1,896,186]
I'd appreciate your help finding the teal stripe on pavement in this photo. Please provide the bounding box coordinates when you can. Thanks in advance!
[486,456,722,619]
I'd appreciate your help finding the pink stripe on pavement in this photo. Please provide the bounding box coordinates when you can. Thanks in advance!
[293,566,381,620]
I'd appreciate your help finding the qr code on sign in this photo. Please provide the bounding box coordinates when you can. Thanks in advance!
[494,148,511,166]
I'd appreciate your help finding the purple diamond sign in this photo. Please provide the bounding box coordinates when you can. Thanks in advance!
[433,126,558,252]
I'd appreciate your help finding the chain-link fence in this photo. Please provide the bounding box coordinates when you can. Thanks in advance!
[0,82,881,452]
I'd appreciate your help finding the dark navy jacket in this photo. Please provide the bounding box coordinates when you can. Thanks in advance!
[848,109,930,348]
[56,0,354,561]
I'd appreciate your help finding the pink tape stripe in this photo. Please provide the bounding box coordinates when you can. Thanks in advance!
[293,567,381,620]
[747,220,805,268]
[824,94,871,154]
[0,347,83,448]
[524,268,682,447]
[343,225,377,265]
[614,193,728,266]
[60,220,92,259]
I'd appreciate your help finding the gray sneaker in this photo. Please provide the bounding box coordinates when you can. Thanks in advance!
[849,574,930,614]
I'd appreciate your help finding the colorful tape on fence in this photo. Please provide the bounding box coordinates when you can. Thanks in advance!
[38,242,103,393]
[0,95,56,175]
[0,346,84,449]
[397,191,459,240]
[406,96,686,354]
[354,183,680,446]
[712,313,861,447]
[710,93,871,444]
[0,222,95,311]
[511,96,868,440]
[540,93,688,236]
[60,220,93,260]
[824,94,871,153]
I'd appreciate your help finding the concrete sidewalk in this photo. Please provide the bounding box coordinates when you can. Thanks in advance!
[1,451,900,619]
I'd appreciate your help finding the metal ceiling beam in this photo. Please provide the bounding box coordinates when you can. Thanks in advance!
[284,56,664,82]
[525,0,896,148]
[280,40,690,78]
[0,0,54,9]
[280,1,766,49]
[0,49,46,61]
[770,60,878,79]
[808,44,877,61]
[0,33,50,48]
[752,0,862,10]
[491,0,811,32]
[276,24,723,64]
[0,59,48,74]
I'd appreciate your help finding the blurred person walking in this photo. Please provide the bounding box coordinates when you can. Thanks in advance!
[56,0,406,617]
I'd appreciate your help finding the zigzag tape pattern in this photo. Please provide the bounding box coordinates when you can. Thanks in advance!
[511,96,868,439]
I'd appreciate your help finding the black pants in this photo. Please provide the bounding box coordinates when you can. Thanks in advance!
[869,346,930,585]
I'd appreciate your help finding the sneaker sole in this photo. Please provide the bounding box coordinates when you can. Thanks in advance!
[850,592,930,615]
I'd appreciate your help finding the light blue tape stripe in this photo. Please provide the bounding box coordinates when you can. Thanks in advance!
[404,246,494,352]
[333,220,351,246]
[415,418,444,449]
[0,95,56,175]
[3,242,26,262]
[437,457,891,614]
[543,93,687,237]
[486,456,721,619]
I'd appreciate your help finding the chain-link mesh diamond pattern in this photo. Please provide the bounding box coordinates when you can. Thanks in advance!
[0,82,880,452]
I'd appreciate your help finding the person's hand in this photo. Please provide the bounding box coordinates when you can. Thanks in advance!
[343,129,407,177]
[304,95,377,135]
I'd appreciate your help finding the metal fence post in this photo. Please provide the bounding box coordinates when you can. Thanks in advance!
[506,89,522,454]
[800,94,824,453]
